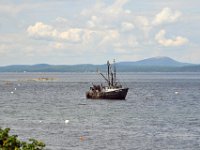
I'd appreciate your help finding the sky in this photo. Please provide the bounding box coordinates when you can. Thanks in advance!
[0,0,200,65]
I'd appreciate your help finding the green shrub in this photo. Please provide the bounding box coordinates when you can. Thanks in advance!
[0,127,45,150]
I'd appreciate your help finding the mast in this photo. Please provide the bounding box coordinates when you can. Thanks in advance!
[110,61,114,87]
[113,59,116,85]
[107,61,110,86]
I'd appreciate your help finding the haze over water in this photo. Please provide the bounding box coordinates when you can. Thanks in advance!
[0,72,200,149]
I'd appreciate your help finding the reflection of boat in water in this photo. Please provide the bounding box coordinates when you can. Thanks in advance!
[86,60,129,100]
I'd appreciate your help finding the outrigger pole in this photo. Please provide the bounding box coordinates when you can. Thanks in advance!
[99,73,110,85]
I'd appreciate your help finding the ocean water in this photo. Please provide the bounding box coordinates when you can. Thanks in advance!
[0,72,200,150]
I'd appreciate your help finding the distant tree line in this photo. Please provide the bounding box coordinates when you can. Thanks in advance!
[0,64,200,72]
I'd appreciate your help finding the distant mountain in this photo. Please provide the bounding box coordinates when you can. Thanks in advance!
[117,56,192,67]
[0,56,199,72]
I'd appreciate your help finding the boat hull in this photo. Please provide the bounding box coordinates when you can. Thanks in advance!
[86,88,129,100]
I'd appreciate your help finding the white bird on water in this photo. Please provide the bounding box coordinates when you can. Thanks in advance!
[65,120,69,124]
[175,91,179,94]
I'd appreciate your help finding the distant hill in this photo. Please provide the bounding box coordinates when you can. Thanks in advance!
[117,56,192,67]
[0,56,199,72]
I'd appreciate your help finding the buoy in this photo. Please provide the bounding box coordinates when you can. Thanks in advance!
[175,92,179,94]
[65,120,69,124]
[80,136,85,141]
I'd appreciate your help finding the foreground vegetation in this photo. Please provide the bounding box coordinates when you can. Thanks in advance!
[0,127,45,150]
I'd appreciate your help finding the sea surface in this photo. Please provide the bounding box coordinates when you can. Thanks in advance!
[0,72,200,150]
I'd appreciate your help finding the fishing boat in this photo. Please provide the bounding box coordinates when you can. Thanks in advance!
[86,60,129,100]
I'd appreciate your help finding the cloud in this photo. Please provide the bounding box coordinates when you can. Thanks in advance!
[82,0,130,16]
[82,0,131,29]
[106,0,129,15]
[0,44,9,55]
[134,16,151,35]
[0,3,42,16]
[80,0,150,46]
[55,17,68,23]
[27,22,58,39]
[0,4,25,15]
[26,2,188,60]
[27,22,126,54]
[121,22,134,31]
[155,29,188,46]
[87,15,103,28]
[27,22,82,42]
[152,7,181,25]
[98,30,120,46]
[114,35,138,53]
[59,28,82,42]
[53,42,64,49]
[27,21,138,52]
